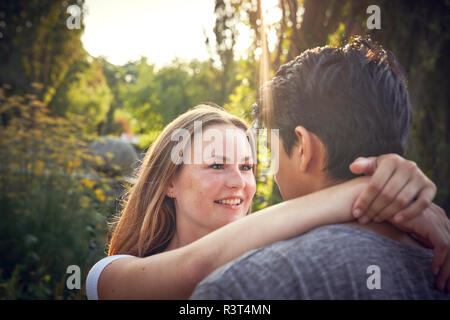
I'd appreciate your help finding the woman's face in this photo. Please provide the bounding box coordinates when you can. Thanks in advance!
[169,123,256,240]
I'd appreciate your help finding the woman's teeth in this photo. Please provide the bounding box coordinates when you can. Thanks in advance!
[216,199,242,205]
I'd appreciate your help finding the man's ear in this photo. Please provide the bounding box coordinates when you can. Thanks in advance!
[294,126,313,172]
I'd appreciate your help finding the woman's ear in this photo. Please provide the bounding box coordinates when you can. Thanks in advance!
[166,181,176,199]
[294,126,313,172]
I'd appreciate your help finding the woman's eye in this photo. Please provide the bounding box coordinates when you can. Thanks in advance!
[240,164,254,171]
[210,164,224,170]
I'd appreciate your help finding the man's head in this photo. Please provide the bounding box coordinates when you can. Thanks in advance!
[260,37,412,200]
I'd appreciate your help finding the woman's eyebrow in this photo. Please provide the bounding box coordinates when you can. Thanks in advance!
[212,155,254,164]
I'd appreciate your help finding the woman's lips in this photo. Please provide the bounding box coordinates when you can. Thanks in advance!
[214,197,243,209]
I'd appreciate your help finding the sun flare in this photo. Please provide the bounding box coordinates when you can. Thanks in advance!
[261,0,282,25]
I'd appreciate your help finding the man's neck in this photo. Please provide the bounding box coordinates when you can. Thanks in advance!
[318,176,424,248]
[345,220,424,248]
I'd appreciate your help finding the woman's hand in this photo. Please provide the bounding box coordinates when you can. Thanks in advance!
[389,203,450,292]
[349,153,436,224]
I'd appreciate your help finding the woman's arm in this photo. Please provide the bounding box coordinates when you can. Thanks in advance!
[98,153,445,299]
[98,177,369,300]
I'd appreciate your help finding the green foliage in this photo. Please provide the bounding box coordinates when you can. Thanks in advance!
[252,129,283,211]
[135,130,162,151]
[49,57,113,136]
[327,23,346,47]
[118,58,162,132]
[111,57,235,135]
[223,58,259,122]
[0,0,85,102]
[0,87,114,299]
[208,0,242,105]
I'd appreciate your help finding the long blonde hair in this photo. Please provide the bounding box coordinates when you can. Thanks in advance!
[107,105,254,257]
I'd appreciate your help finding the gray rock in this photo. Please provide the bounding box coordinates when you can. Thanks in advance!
[89,136,139,177]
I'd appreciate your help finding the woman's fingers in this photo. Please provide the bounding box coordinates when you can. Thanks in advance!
[435,213,450,292]
[433,243,448,281]
[430,225,448,275]
[364,168,411,223]
[391,186,435,223]
[375,175,428,223]
[431,202,447,217]
[387,202,450,292]
[436,250,450,292]
[351,156,395,219]
[406,204,450,292]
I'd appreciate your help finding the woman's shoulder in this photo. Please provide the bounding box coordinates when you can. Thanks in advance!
[86,254,135,300]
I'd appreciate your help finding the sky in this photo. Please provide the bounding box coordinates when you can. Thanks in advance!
[81,0,280,68]
[81,0,216,66]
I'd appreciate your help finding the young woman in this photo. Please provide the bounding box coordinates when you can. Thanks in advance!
[86,105,449,299]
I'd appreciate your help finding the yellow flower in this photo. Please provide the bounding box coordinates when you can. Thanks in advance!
[68,159,82,170]
[95,155,105,166]
[105,152,115,160]
[33,160,45,175]
[94,188,106,202]
[80,178,95,189]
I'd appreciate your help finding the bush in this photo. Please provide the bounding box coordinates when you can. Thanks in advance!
[0,87,115,299]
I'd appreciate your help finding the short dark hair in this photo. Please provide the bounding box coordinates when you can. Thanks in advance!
[260,36,413,181]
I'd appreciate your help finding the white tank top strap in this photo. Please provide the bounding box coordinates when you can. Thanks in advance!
[86,254,134,300]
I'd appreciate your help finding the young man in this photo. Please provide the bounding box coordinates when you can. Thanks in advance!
[190,38,450,299]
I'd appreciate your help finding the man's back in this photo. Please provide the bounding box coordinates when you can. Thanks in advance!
[190,224,450,300]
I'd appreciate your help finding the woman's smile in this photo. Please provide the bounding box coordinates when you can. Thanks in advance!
[214,197,244,209]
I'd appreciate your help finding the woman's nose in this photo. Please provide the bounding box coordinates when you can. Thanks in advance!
[225,167,245,189]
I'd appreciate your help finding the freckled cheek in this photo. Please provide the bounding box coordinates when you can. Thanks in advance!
[196,175,226,198]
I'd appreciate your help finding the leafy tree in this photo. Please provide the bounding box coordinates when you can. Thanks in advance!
[49,56,113,136]
[0,0,85,103]
[118,57,163,133]
[96,57,128,136]
[117,58,229,133]
[206,0,243,105]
